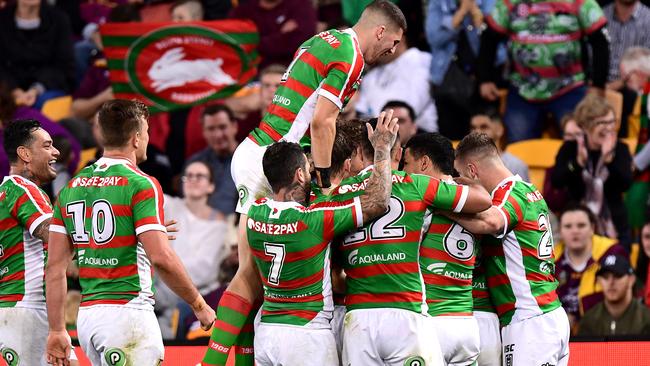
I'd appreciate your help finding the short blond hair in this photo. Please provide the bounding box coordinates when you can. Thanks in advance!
[573,94,614,131]
[620,47,650,76]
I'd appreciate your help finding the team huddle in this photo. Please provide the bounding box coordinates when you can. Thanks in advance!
[0,1,570,366]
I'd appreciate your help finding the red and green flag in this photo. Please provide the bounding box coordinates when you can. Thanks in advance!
[100,20,259,113]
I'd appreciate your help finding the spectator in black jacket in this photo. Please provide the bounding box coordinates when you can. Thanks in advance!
[0,0,75,109]
[552,94,633,248]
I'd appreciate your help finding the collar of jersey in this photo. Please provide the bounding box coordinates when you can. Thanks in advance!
[2,174,37,186]
[265,199,304,211]
[358,165,374,175]
[343,27,360,43]
[490,174,522,197]
[95,156,135,167]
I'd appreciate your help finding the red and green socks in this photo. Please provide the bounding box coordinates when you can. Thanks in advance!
[202,291,253,366]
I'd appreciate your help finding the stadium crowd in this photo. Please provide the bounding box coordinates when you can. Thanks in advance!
[3,0,650,359]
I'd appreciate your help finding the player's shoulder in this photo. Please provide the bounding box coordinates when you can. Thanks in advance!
[0,175,46,202]
[308,29,357,57]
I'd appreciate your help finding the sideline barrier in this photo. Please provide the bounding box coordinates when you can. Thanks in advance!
[4,341,649,365]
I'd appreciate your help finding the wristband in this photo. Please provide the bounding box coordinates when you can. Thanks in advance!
[316,167,332,188]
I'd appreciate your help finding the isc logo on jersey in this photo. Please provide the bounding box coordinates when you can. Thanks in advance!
[348,249,406,265]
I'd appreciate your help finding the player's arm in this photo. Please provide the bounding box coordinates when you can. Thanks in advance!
[444,206,506,236]
[311,95,340,188]
[141,230,215,329]
[455,178,492,213]
[134,179,215,329]
[45,229,75,366]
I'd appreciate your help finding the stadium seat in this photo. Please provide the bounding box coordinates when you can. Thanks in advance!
[77,148,97,172]
[605,89,623,131]
[41,95,72,121]
[505,139,563,189]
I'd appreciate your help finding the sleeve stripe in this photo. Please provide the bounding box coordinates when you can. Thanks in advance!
[353,196,363,228]
[49,224,68,234]
[317,89,343,109]
[452,185,469,213]
[135,224,167,236]
[495,206,510,239]
[28,213,52,236]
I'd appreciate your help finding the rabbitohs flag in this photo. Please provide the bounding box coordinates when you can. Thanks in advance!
[100,20,259,113]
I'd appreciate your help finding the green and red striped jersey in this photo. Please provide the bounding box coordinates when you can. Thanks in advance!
[483,175,560,326]
[322,169,469,314]
[247,196,363,327]
[420,211,476,317]
[249,29,364,147]
[50,157,166,309]
[472,243,496,313]
[0,176,52,308]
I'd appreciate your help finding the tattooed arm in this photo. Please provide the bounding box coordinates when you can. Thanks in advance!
[358,110,400,224]
[33,218,52,243]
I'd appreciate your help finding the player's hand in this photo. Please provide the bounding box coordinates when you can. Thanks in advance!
[479,82,500,101]
[367,109,399,151]
[191,296,216,331]
[165,219,178,241]
[46,331,72,366]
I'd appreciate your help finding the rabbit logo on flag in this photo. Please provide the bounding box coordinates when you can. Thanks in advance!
[100,21,259,112]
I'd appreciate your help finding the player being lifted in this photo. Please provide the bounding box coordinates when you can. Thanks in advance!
[46,100,215,366]
[320,120,491,365]
[248,111,398,366]
[204,1,407,364]
[449,133,570,366]
[401,133,481,366]
[0,120,78,366]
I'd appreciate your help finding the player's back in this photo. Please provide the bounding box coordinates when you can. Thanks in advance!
[0,176,51,307]
[247,197,361,328]
[249,28,364,147]
[420,212,476,317]
[325,169,469,314]
[484,176,560,325]
[51,157,165,309]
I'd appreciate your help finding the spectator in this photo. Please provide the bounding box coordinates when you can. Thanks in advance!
[579,254,650,335]
[621,47,650,230]
[554,204,628,332]
[426,0,505,139]
[171,0,204,22]
[50,134,73,196]
[0,81,80,177]
[230,0,317,69]
[477,0,610,142]
[187,104,238,215]
[357,34,437,133]
[551,94,633,247]
[201,0,232,20]
[224,64,285,143]
[604,0,650,87]
[156,160,229,339]
[0,0,76,109]
[469,107,530,181]
[544,113,583,212]
[381,101,418,146]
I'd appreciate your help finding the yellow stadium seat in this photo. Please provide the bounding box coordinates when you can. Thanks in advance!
[41,96,72,121]
[505,139,564,189]
[77,148,97,172]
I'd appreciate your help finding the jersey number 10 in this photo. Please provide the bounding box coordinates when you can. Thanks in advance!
[66,200,116,245]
